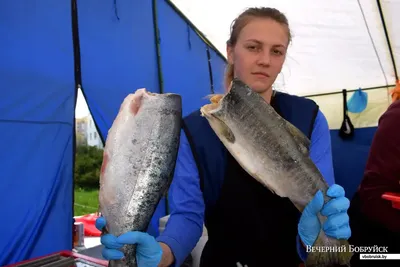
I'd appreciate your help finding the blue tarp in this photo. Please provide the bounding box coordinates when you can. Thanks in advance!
[330,127,377,200]
[0,0,226,265]
[76,0,161,140]
[0,0,377,265]
[0,0,75,264]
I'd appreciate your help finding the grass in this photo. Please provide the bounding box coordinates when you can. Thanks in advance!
[74,187,99,216]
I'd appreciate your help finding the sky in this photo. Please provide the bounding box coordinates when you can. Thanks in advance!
[75,89,89,119]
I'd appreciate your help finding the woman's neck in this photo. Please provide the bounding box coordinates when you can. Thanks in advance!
[260,87,273,104]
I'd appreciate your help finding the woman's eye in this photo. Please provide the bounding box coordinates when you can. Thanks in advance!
[247,45,258,51]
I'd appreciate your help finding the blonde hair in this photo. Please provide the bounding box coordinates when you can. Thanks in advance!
[224,7,292,91]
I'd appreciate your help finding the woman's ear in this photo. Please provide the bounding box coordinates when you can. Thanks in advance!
[226,45,234,65]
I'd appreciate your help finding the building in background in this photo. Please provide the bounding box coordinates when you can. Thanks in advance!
[85,114,103,149]
[75,117,88,146]
[75,115,103,149]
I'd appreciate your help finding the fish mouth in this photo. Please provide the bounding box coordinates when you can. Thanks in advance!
[200,94,225,118]
[200,93,236,143]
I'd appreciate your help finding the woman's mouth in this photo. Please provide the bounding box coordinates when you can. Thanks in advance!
[252,72,270,78]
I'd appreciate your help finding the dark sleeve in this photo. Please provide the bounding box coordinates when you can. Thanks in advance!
[358,101,400,233]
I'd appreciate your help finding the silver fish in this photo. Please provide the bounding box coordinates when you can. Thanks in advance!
[98,88,182,267]
[200,78,353,267]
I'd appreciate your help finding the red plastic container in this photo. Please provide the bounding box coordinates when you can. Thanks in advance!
[382,192,400,210]
[74,213,102,237]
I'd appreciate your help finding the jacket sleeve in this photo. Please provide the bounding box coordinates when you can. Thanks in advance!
[308,110,335,186]
[358,101,400,233]
[296,109,336,261]
[156,129,205,266]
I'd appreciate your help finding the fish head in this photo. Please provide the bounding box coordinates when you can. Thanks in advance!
[111,89,182,127]
[200,93,236,143]
[200,78,259,144]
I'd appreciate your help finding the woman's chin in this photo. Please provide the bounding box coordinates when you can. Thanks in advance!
[248,81,272,94]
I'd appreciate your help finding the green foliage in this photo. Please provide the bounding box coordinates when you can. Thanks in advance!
[74,145,103,189]
[74,188,99,216]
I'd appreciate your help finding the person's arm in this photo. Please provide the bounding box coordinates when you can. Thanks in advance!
[156,129,205,267]
[296,109,335,261]
[308,110,335,187]
[358,101,400,233]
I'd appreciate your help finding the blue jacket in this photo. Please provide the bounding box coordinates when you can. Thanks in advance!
[156,106,335,266]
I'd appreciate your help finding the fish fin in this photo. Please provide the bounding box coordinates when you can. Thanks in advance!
[305,230,353,267]
[221,122,235,143]
[284,121,310,155]
[262,183,276,195]
[213,116,235,143]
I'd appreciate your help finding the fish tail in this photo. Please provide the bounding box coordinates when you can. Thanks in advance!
[305,230,353,267]
[108,259,135,267]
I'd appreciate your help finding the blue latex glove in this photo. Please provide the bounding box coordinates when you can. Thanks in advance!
[95,217,162,266]
[298,184,351,247]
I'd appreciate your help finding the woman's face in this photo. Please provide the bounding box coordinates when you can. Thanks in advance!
[227,18,289,96]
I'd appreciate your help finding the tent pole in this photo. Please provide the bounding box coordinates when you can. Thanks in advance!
[69,1,105,148]
[376,0,398,81]
[70,0,81,248]
[303,84,396,98]
[152,0,164,94]
[206,47,215,94]
[165,0,227,62]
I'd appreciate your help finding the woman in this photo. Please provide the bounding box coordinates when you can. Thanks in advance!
[347,98,400,266]
[96,7,351,267]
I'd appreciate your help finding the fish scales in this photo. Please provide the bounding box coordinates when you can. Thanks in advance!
[99,89,182,267]
[200,79,353,267]
[216,85,325,205]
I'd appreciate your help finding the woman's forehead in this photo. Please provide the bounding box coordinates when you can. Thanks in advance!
[238,18,289,46]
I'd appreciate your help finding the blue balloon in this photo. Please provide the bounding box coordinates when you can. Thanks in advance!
[347,88,368,113]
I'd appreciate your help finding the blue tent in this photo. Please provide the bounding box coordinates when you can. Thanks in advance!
[1,0,398,265]
[0,0,226,264]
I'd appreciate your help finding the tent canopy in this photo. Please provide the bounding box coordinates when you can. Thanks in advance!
[172,0,399,96]
[0,0,398,265]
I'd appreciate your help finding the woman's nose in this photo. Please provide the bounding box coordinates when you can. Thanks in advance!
[256,50,271,66]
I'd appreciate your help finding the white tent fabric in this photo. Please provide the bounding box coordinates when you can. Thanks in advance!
[171,0,399,128]
[309,88,392,129]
